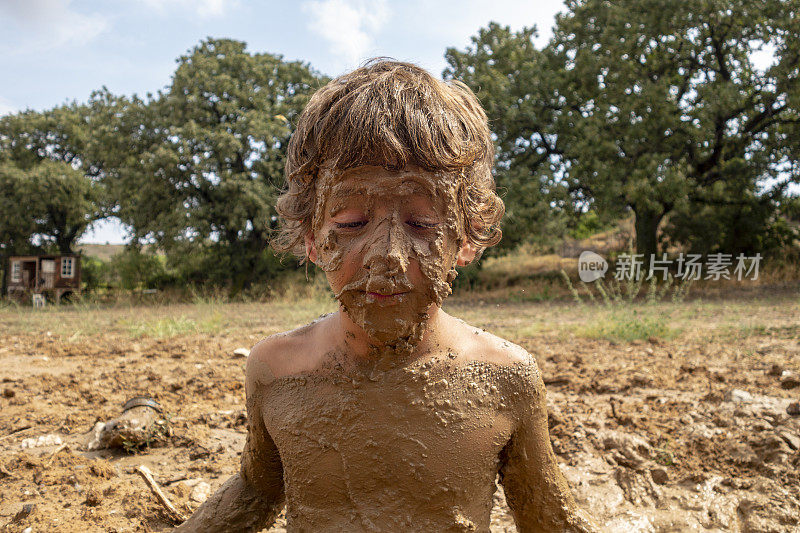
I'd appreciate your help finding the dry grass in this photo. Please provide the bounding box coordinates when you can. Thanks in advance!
[446,289,800,345]
[9,286,790,346]
[14,288,800,342]
[2,244,799,344]
[0,287,337,340]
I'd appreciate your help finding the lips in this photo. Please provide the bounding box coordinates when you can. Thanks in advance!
[366,291,408,302]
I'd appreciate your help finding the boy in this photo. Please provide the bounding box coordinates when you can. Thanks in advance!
[177,60,594,532]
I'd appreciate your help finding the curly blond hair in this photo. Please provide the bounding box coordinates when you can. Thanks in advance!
[272,59,504,258]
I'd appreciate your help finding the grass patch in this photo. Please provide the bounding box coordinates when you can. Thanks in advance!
[576,310,678,342]
[653,438,677,466]
[125,315,199,338]
[718,322,800,341]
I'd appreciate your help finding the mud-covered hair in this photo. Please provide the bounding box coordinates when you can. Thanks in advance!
[272,59,504,258]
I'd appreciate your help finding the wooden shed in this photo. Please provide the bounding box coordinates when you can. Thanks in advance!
[6,254,81,303]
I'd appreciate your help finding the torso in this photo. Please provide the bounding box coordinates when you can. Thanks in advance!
[262,352,529,532]
[253,312,537,532]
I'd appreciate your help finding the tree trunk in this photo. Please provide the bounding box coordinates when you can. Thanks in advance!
[633,207,664,264]
[0,252,8,298]
[57,227,77,254]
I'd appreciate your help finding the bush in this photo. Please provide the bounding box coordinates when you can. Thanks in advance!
[80,255,110,292]
[109,249,171,291]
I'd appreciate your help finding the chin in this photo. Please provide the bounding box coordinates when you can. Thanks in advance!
[339,289,433,351]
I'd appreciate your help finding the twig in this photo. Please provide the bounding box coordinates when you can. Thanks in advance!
[135,465,187,523]
[543,375,571,386]
[44,443,69,466]
[0,425,33,440]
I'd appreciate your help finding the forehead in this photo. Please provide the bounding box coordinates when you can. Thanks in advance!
[319,165,457,203]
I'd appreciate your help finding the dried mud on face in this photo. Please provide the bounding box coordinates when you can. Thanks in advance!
[1,296,799,532]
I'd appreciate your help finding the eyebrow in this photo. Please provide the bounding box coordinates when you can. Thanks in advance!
[327,175,438,201]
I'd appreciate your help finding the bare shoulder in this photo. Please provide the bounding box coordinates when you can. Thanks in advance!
[449,315,535,367]
[446,314,543,399]
[245,313,333,397]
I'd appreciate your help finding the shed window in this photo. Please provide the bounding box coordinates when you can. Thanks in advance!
[61,257,74,278]
[11,261,21,283]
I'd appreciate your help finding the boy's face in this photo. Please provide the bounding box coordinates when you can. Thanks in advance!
[306,164,476,350]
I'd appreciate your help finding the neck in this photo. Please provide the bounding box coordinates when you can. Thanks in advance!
[335,304,445,363]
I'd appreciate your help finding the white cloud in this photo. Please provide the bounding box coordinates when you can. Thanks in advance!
[302,0,390,69]
[138,0,236,18]
[0,0,108,50]
[406,0,564,48]
[313,0,565,79]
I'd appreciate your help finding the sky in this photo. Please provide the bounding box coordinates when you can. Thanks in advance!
[0,0,566,243]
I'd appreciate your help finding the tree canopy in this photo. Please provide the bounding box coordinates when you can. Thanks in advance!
[444,23,570,251]
[0,105,103,255]
[447,0,800,258]
[95,38,324,290]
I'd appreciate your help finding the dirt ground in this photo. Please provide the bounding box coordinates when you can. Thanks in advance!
[1,291,799,532]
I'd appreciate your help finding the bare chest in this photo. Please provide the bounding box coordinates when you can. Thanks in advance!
[261,363,517,530]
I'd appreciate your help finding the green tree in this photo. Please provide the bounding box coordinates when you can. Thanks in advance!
[444,24,571,251]
[0,158,100,294]
[0,162,37,294]
[0,103,93,173]
[104,38,323,291]
[0,104,104,253]
[28,159,102,253]
[82,89,163,241]
[549,0,800,258]
[447,1,800,258]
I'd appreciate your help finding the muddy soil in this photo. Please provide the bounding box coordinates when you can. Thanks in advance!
[1,310,798,532]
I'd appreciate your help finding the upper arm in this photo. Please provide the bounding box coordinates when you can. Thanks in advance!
[497,349,595,533]
[174,338,287,531]
[240,337,285,499]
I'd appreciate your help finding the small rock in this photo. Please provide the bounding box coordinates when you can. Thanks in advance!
[724,389,753,403]
[767,364,784,376]
[20,434,63,449]
[232,347,250,358]
[650,466,669,485]
[85,489,102,506]
[190,481,212,503]
[2,388,14,398]
[787,402,800,416]
[630,373,653,387]
[779,371,800,390]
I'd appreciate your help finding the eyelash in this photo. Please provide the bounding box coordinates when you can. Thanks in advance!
[334,221,367,229]
[333,220,437,230]
[407,221,437,230]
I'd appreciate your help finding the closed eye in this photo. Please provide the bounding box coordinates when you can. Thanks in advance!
[334,221,367,229]
[406,220,438,230]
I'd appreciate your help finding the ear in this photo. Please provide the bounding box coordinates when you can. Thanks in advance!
[304,232,318,265]
[456,240,478,267]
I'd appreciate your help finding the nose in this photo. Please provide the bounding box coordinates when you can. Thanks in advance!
[363,216,409,275]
